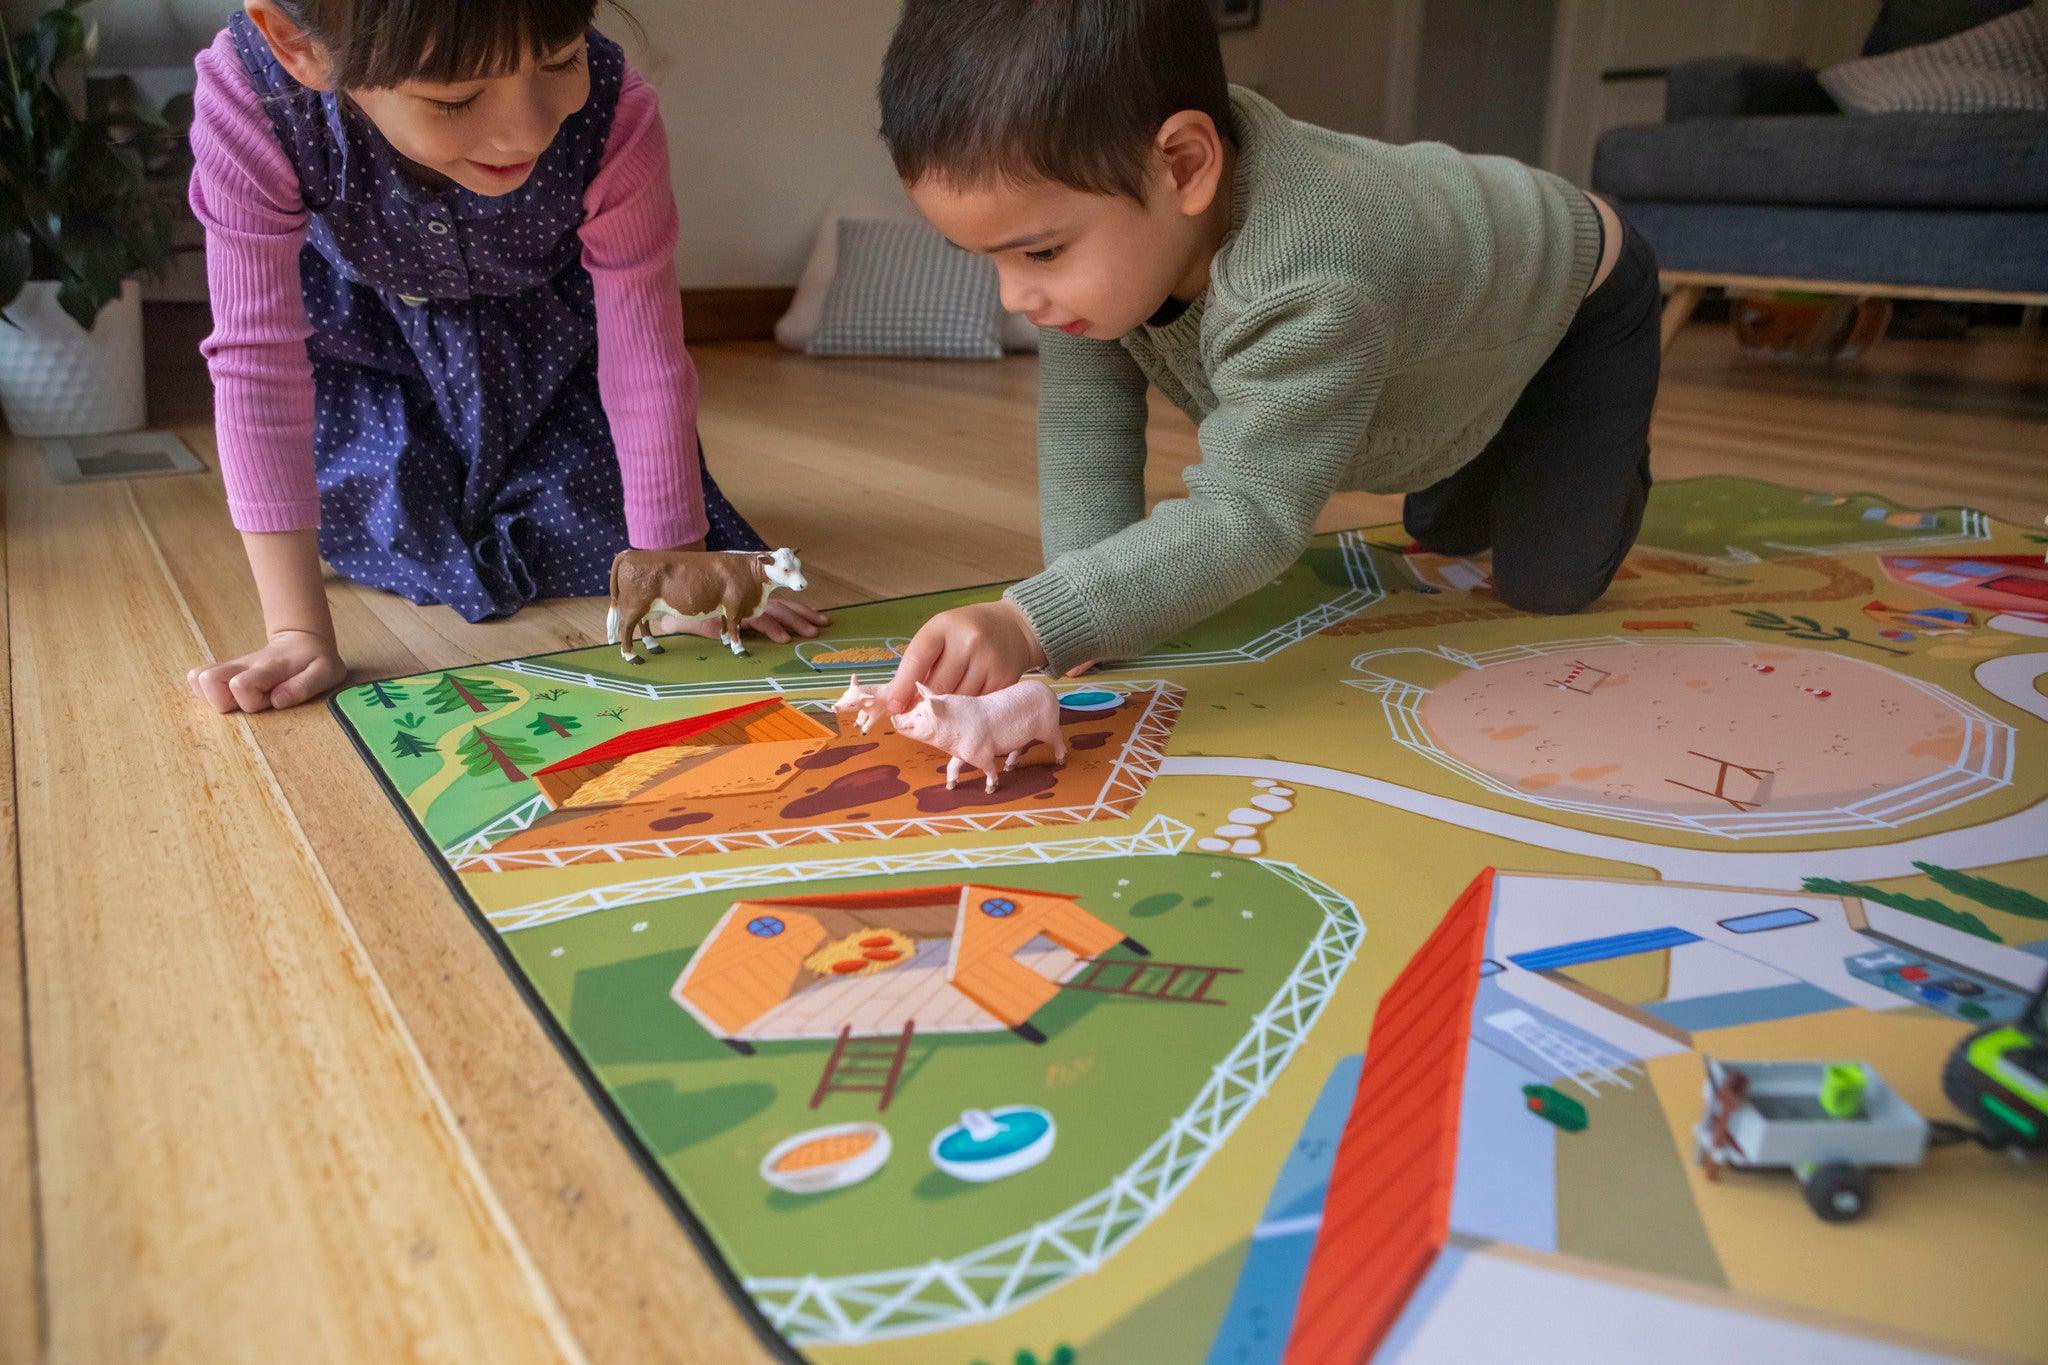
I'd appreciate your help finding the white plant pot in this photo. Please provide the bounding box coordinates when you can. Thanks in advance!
[0,279,148,437]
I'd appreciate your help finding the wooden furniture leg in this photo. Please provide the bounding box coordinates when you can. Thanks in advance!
[1660,283,1705,351]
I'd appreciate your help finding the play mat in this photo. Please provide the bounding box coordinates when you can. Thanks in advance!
[334,477,2048,1364]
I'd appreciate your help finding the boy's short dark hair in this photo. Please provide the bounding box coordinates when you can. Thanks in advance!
[879,0,1236,200]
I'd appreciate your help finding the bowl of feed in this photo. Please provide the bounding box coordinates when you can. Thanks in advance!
[759,1122,892,1195]
[929,1106,1056,1183]
[799,638,907,671]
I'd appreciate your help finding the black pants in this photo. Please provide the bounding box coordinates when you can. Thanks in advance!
[1402,209,1661,614]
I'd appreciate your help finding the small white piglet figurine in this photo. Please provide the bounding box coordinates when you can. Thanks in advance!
[832,674,891,734]
[893,679,1068,793]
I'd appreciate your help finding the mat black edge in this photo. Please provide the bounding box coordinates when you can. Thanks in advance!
[325,687,807,1365]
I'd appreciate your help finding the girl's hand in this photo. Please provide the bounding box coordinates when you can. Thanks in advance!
[188,628,348,714]
[884,599,1046,712]
[655,597,831,645]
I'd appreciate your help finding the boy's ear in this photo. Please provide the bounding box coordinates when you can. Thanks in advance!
[1155,110,1227,218]
[245,0,336,91]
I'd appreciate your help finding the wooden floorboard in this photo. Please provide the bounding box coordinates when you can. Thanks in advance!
[0,442,40,1365]
[127,466,775,1365]
[1649,330,2045,526]
[0,317,2040,1358]
[7,447,577,1363]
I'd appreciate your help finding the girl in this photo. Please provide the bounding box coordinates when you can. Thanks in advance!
[186,0,824,713]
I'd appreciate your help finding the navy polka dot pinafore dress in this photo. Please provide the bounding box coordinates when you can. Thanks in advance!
[228,16,764,622]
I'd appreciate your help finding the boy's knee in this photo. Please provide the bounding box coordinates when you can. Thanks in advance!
[1496,576,1604,616]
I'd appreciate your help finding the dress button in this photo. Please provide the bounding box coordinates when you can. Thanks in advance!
[427,220,451,235]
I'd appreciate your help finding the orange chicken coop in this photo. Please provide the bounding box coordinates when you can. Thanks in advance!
[670,883,1147,1052]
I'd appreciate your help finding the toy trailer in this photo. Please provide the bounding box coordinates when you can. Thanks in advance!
[1694,1057,1929,1222]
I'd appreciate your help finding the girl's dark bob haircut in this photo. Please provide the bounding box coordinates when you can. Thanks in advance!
[273,0,604,89]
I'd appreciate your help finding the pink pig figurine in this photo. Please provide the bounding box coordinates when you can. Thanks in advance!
[893,679,1067,793]
[831,674,890,735]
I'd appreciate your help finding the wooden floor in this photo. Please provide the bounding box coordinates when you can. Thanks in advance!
[2,322,2042,1362]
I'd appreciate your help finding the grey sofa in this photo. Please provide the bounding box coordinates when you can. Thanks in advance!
[1589,0,2048,327]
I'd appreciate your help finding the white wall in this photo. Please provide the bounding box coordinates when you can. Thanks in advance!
[1215,0,1420,140]
[613,2,906,288]
[620,1,1294,288]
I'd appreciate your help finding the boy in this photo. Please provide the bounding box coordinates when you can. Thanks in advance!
[878,0,1658,711]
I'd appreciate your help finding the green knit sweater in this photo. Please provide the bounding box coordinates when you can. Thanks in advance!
[1005,86,1601,675]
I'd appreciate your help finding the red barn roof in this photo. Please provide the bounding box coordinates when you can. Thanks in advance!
[1286,867,1494,1365]
[535,698,779,777]
[737,884,1080,911]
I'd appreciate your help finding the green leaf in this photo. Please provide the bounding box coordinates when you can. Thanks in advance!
[0,228,28,311]
[53,271,106,329]
[45,127,72,187]
[0,2,173,308]
[57,216,127,281]
[42,8,87,69]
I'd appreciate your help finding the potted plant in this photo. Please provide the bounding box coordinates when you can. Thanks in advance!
[0,0,189,436]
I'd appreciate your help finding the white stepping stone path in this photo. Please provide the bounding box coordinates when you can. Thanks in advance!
[1195,780,1298,855]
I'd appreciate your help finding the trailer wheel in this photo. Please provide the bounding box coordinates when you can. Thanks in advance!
[1800,1162,1871,1222]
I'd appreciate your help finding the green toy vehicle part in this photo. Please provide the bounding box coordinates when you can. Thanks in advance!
[1819,1063,1868,1119]
[1941,968,2048,1153]
[1944,1026,2048,1149]
[1523,1083,1587,1132]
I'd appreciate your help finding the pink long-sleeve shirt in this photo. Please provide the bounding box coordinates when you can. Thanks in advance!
[187,30,708,548]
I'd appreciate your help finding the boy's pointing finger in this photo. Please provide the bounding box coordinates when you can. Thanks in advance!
[887,625,943,712]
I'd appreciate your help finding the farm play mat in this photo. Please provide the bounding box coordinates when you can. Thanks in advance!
[334,478,2048,1364]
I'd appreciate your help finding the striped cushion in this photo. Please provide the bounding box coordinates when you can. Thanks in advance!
[1821,4,2048,113]
[807,219,1005,359]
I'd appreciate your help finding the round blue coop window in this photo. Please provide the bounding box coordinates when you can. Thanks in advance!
[746,916,786,937]
[980,897,1017,918]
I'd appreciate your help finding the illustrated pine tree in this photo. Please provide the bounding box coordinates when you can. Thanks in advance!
[388,730,437,761]
[1802,876,1998,941]
[459,726,541,782]
[1913,862,2048,921]
[526,712,583,739]
[425,672,518,714]
[356,680,407,708]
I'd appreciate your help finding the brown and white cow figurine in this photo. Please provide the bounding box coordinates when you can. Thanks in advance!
[606,547,806,662]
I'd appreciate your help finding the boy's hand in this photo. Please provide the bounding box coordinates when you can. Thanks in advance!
[655,598,831,645]
[885,599,1046,711]
[188,628,348,714]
